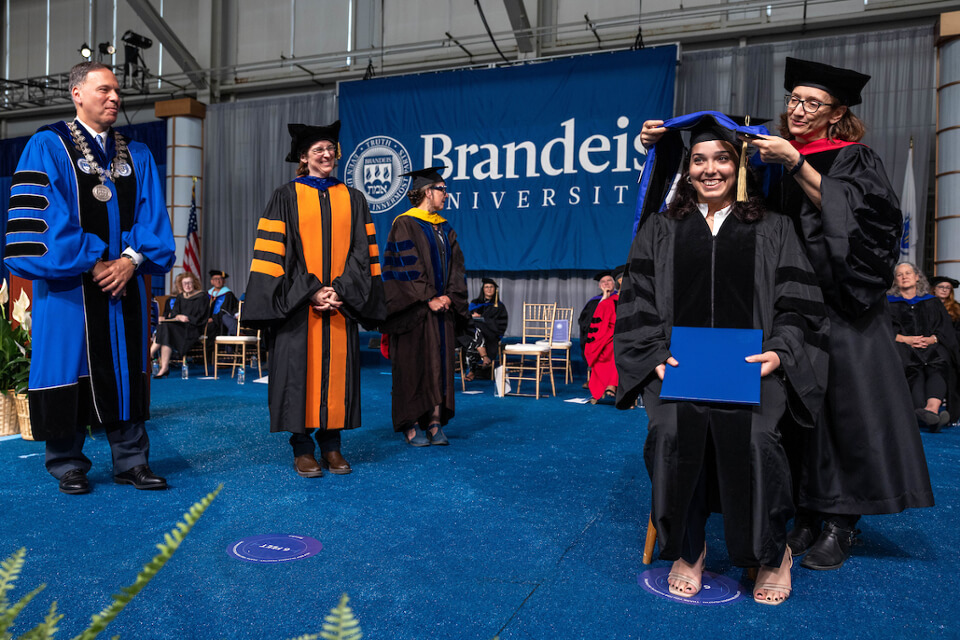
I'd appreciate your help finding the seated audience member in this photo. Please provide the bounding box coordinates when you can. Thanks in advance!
[932,276,960,332]
[578,270,618,388]
[888,263,960,431]
[205,269,240,342]
[151,272,209,377]
[584,265,624,402]
[462,278,509,381]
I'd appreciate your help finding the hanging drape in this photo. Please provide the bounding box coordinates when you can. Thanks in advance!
[202,90,336,292]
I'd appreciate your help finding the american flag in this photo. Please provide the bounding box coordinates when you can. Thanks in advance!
[183,177,201,276]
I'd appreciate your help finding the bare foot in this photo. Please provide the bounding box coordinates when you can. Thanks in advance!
[668,547,706,598]
[754,546,793,605]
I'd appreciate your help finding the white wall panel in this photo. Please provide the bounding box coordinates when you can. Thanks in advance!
[236,0,293,64]
[8,0,48,78]
[293,1,350,57]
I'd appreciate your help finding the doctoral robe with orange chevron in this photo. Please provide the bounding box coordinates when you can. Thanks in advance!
[244,179,385,434]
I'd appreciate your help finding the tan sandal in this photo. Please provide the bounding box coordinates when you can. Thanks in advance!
[754,547,793,606]
[668,546,706,598]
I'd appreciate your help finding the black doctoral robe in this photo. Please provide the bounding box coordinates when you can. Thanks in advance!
[244,180,385,434]
[773,141,934,515]
[615,210,829,567]
[154,292,209,354]
[887,294,960,415]
[469,297,509,352]
[382,209,469,431]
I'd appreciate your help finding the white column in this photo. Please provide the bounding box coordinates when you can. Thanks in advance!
[155,98,206,292]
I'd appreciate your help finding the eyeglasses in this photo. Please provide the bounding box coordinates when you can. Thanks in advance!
[935,284,953,290]
[785,95,835,113]
[428,185,447,193]
[309,145,337,156]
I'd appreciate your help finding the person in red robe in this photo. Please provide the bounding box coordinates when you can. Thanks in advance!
[584,265,623,401]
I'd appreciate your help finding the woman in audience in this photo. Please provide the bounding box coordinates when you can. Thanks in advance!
[463,278,508,381]
[616,114,828,605]
[888,263,959,431]
[931,276,960,331]
[151,272,208,377]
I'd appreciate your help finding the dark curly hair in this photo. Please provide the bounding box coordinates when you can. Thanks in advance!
[407,186,428,207]
[663,141,767,224]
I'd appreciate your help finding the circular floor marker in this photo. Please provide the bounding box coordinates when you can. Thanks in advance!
[227,534,323,563]
[638,568,747,605]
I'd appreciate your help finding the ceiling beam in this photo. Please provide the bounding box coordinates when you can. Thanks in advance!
[125,0,208,89]
[502,0,536,53]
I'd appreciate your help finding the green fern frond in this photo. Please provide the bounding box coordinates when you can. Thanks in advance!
[70,484,223,640]
[318,594,362,640]
[13,600,62,640]
[0,583,45,638]
[0,547,27,610]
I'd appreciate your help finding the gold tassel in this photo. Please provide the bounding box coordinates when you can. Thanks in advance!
[737,115,750,202]
[336,142,342,160]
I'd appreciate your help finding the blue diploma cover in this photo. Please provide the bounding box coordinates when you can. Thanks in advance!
[659,326,763,405]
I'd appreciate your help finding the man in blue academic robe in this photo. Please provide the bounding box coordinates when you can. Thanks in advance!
[4,62,175,494]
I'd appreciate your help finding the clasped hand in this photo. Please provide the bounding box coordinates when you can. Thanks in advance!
[92,258,134,299]
[310,286,342,312]
[429,295,451,312]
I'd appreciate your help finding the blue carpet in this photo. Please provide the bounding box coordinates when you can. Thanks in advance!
[0,361,956,639]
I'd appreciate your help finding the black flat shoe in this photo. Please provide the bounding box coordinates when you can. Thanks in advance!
[800,522,859,570]
[114,464,168,490]
[152,370,169,379]
[59,468,90,495]
[786,520,821,556]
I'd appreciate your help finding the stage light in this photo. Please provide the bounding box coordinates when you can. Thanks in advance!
[99,42,116,56]
[79,43,92,59]
[121,30,152,50]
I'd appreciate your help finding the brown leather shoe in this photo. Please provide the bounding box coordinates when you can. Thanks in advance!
[294,454,323,478]
[321,451,352,475]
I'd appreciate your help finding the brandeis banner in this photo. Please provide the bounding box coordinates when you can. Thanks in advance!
[338,46,676,271]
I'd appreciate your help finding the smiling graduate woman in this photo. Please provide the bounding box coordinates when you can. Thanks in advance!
[615,115,829,605]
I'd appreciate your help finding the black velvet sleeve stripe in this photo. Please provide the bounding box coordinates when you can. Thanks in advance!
[614,309,661,332]
[775,313,830,349]
[632,287,657,308]
[6,218,48,234]
[256,230,285,244]
[776,265,820,287]
[252,250,284,266]
[630,257,655,277]
[11,171,49,188]
[776,296,827,317]
[9,194,49,211]
[5,241,47,258]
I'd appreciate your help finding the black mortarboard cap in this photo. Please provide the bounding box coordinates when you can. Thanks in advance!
[481,278,498,288]
[593,270,614,282]
[402,166,446,190]
[931,276,960,289]
[783,57,870,107]
[285,121,341,163]
[209,270,229,279]
[613,264,627,281]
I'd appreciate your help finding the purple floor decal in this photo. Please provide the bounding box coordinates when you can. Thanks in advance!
[638,568,747,605]
[227,534,323,563]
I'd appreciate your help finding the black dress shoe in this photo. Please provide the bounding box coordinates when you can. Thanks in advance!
[59,468,91,495]
[114,465,168,490]
[800,522,859,570]
[786,521,821,556]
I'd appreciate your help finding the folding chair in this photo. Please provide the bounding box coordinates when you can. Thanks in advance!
[213,301,262,379]
[537,306,573,385]
[499,303,556,398]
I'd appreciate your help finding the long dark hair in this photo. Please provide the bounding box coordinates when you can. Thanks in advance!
[662,141,767,223]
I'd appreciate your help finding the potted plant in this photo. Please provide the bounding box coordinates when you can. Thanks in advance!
[0,279,31,437]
